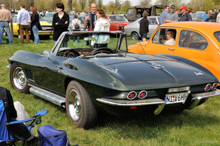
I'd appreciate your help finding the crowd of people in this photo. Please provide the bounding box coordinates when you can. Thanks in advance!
[0,2,110,46]
[0,2,220,45]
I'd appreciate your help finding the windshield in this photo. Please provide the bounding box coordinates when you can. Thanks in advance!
[109,16,128,22]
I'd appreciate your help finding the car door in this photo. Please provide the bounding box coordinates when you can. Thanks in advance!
[29,54,67,95]
[174,29,210,58]
[173,28,218,74]
[145,27,178,55]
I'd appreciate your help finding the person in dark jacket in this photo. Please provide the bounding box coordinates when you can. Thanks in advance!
[139,11,149,40]
[27,6,41,44]
[52,3,69,46]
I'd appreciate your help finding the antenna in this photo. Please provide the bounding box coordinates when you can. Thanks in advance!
[139,38,147,54]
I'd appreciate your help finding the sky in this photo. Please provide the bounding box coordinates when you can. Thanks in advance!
[103,0,190,6]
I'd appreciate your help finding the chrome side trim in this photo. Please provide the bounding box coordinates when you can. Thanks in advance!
[191,90,220,100]
[96,98,164,106]
[29,86,66,108]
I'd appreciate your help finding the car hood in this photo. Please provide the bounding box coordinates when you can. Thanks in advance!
[89,54,217,90]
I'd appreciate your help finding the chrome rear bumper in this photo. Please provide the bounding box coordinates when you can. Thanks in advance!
[189,90,220,109]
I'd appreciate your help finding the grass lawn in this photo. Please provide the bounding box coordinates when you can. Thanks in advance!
[1,36,220,145]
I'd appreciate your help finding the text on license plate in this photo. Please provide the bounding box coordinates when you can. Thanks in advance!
[165,92,189,104]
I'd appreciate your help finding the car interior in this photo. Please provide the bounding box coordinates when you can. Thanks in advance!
[179,30,208,50]
[55,33,123,58]
[152,28,176,45]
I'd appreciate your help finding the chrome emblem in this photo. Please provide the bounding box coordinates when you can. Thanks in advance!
[151,63,164,69]
[194,72,204,76]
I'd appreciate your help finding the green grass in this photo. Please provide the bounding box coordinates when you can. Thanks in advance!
[1,36,220,145]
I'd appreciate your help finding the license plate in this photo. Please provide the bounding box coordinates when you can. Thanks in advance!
[165,92,189,104]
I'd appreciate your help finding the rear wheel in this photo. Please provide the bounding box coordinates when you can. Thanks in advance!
[131,32,139,40]
[10,63,29,93]
[66,81,98,129]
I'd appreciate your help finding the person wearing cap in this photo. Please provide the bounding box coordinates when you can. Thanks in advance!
[178,6,192,21]
[164,5,178,23]
[159,6,169,25]
[17,4,31,44]
[0,4,13,45]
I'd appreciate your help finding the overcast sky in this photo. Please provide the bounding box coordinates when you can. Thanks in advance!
[103,0,190,6]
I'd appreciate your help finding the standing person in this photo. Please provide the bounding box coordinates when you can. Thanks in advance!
[26,6,41,44]
[216,10,220,23]
[91,9,110,48]
[159,6,169,25]
[72,14,81,43]
[139,11,149,40]
[84,2,97,31]
[17,4,31,44]
[164,5,178,23]
[52,3,69,46]
[178,6,192,21]
[205,10,214,21]
[214,9,218,19]
[0,4,13,45]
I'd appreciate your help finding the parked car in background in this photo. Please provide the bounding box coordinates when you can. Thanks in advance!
[69,15,87,31]
[8,16,53,40]
[124,16,159,40]
[106,15,130,31]
[128,22,220,84]
[43,12,56,24]
[125,5,163,22]
[196,11,209,21]
[190,12,198,21]
[8,31,220,129]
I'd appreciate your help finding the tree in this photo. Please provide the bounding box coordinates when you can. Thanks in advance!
[140,0,151,6]
[68,0,72,12]
[121,0,131,13]
[79,0,87,11]
[97,0,102,9]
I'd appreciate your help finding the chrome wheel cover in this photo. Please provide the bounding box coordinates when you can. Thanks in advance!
[12,67,27,90]
[131,32,139,40]
[68,89,81,122]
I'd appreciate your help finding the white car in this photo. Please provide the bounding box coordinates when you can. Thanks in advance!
[124,16,159,40]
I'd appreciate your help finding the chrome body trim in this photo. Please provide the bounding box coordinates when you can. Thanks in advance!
[29,86,66,108]
[188,90,220,109]
[191,90,220,100]
[96,98,164,106]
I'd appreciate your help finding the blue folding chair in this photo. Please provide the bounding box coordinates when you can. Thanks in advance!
[0,87,47,146]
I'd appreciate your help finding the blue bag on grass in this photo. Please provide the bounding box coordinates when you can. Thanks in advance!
[38,125,70,146]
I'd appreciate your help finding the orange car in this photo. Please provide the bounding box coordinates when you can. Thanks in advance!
[128,22,220,81]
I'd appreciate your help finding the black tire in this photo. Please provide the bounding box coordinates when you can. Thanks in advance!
[40,35,50,40]
[10,63,30,93]
[131,32,140,40]
[66,81,98,129]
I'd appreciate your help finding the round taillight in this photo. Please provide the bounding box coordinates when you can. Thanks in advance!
[127,91,137,100]
[204,84,211,92]
[211,83,217,90]
[138,91,147,99]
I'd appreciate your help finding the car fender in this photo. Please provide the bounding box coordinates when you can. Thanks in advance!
[128,41,149,54]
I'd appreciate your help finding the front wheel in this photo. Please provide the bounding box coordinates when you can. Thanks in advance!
[66,81,98,129]
[131,32,140,40]
[10,63,30,93]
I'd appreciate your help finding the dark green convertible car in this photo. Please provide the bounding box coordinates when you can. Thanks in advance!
[8,31,220,129]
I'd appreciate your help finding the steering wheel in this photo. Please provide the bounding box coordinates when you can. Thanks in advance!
[63,50,79,58]
[159,36,166,44]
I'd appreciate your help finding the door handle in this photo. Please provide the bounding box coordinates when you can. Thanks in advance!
[168,48,175,51]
